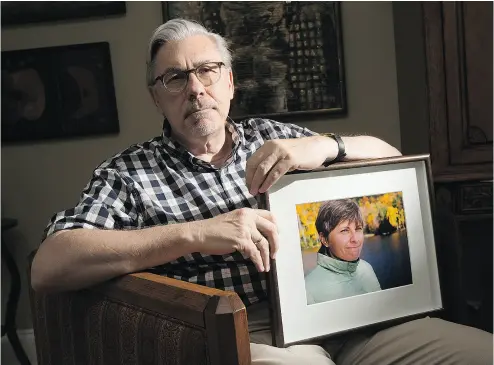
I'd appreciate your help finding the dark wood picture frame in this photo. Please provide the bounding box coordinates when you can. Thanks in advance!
[2,42,120,143]
[1,1,126,27]
[162,1,347,121]
[259,155,444,347]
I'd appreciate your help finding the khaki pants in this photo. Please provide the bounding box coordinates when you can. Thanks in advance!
[248,302,493,365]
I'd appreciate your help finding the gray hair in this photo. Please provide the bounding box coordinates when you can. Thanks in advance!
[315,199,364,238]
[146,18,233,88]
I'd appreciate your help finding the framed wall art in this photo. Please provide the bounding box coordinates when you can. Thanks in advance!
[259,155,443,347]
[162,1,347,121]
[1,2,126,27]
[1,42,120,143]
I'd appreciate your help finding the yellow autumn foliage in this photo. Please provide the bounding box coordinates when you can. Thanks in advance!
[297,202,322,250]
[297,192,406,250]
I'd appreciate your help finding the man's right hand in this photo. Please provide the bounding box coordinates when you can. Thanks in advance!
[193,208,279,272]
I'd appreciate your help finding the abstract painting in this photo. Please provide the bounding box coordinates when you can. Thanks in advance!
[2,42,120,143]
[1,2,126,27]
[163,1,346,120]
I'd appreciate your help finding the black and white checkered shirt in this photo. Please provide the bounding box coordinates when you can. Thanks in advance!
[43,118,316,306]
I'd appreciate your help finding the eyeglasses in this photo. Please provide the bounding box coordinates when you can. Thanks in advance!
[154,62,225,93]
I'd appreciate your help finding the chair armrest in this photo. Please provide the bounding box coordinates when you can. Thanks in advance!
[94,272,251,364]
[29,264,251,365]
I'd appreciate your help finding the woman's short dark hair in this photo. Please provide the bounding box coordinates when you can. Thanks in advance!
[315,199,364,237]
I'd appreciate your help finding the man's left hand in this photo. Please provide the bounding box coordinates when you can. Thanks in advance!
[246,136,334,195]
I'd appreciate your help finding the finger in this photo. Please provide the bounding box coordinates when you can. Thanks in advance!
[258,159,292,194]
[250,154,281,196]
[252,231,271,272]
[245,243,265,272]
[255,213,280,260]
[255,209,278,227]
[245,149,267,191]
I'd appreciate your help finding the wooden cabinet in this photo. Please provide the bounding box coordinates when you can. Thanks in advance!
[422,2,493,332]
[424,2,492,182]
[434,181,493,333]
[394,1,492,333]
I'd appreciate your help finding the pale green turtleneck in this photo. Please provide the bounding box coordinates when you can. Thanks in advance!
[305,253,381,305]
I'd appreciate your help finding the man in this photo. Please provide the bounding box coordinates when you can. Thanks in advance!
[32,19,492,365]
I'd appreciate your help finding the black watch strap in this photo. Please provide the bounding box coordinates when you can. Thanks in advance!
[322,133,347,166]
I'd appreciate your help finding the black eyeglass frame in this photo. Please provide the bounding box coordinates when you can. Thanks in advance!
[153,61,226,93]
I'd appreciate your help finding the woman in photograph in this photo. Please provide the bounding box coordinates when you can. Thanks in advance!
[305,199,381,304]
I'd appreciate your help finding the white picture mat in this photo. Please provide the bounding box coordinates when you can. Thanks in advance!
[268,161,442,345]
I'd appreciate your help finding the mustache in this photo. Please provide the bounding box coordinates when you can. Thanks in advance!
[185,101,217,117]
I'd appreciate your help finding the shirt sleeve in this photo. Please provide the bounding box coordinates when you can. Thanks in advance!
[42,168,139,241]
[248,118,318,140]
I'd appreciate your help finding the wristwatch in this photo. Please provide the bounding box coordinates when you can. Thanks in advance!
[321,133,347,166]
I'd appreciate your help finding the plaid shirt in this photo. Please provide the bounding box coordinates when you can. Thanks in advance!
[44,118,316,306]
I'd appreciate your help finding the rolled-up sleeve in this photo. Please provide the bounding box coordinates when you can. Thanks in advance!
[248,118,318,140]
[42,168,139,241]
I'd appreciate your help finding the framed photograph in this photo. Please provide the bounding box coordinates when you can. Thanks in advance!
[162,1,347,120]
[259,155,442,347]
[1,2,126,27]
[2,42,120,143]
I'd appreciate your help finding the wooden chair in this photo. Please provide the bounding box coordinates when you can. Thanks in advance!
[27,253,251,365]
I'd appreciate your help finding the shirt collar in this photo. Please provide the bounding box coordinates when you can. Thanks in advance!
[160,117,243,169]
[316,253,360,274]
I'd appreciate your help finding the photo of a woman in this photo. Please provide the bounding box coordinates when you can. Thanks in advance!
[304,199,381,304]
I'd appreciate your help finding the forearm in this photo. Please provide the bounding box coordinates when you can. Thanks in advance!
[342,135,402,160]
[31,222,198,293]
[314,134,401,163]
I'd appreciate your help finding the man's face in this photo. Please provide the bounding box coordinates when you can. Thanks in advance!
[320,220,364,261]
[151,35,234,140]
